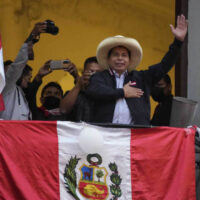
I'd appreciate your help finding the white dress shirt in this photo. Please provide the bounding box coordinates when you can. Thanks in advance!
[112,70,132,124]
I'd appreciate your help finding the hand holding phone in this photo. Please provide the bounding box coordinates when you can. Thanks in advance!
[50,60,70,70]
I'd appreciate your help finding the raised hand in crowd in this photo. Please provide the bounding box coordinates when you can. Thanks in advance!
[63,61,80,83]
[26,22,47,60]
[26,22,47,44]
[31,22,47,35]
[60,56,101,117]
[34,60,52,82]
[170,14,188,41]
[76,70,94,90]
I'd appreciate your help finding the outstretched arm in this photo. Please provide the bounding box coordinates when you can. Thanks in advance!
[63,61,80,83]
[34,60,52,82]
[60,70,91,114]
[145,15,188,86]
[4,22,47,94]
[26,61,52,117]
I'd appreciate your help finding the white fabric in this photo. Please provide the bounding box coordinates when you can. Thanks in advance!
[0,48,5,93]
[112,70,132,124]
[197,127,200,138]
[57,121,132,200]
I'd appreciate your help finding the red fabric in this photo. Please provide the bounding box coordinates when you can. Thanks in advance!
[0,121,59,200]
[0,122,196,200]
[39,106,50,117]
[39,106,62,117]
[0,93,5,111]
[131,127,196,200]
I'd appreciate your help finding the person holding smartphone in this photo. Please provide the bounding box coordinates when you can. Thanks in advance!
[60,56,102,122]
[26,60,79,120]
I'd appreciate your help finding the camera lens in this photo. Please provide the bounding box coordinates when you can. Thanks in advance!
[45,20,59,35]
[63,60,70,64]
[49,26,59,35]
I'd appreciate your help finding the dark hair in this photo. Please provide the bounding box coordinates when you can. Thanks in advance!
[162,74,171,85]
[83,56,98,70]
[22,64,32,76]
[4,60,13,66]
[107,46,131,58]
[16,64,32,86]
[41,82,63,97]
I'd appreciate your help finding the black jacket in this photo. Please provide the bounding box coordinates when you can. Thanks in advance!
[151,95,173,126]
[86,39,182,125]
[68,91,94,122]
[26,79,66,121]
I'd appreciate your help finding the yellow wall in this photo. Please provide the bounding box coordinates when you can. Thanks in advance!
[0,0,174,116]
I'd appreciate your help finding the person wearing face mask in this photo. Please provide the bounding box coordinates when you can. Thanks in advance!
[28,80,65,120]
[26,60,79,120]
[37,82,64,120]
[151,74,173,126]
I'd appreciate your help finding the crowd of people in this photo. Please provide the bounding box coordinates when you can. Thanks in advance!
[0,15,188,126]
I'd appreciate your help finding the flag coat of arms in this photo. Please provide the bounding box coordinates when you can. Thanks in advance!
[0,121,196,200]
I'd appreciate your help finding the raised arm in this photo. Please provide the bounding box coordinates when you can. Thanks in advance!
[26,61,52,117]
[3,22,47,94]
[63,61,80,84]
[170,14,188,42]
[60,68,90,114]
[146,14,188,86]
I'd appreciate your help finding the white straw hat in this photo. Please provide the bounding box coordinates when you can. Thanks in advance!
[96,35,143,71]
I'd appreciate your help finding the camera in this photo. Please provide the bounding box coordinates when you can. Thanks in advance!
[45,20,59,35]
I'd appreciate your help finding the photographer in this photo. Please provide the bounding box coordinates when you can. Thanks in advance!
[27,60,79,120]
[0,22,47,120]
[60,56,102,122]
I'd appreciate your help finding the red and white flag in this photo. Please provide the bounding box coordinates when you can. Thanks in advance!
[0,34,5,111]
[0,121,196,200]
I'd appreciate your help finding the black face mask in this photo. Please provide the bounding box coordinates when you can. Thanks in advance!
[43,96,60,110]
[151,87,165,102]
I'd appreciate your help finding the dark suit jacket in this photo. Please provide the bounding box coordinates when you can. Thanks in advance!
[85,39,182,125]
[151,95,173,126]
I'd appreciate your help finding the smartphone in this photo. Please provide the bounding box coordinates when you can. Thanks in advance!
[50,60,70,70]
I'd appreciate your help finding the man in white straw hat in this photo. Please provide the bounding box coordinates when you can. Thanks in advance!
[85,15,188,125]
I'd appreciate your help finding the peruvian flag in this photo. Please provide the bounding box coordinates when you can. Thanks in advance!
[0,34,5,111]
[0,121,196,200]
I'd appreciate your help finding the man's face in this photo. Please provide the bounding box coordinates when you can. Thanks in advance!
[20,71,32,89]
[41,86,62,104]
[108,46,130,75]
[84,62,102,73]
